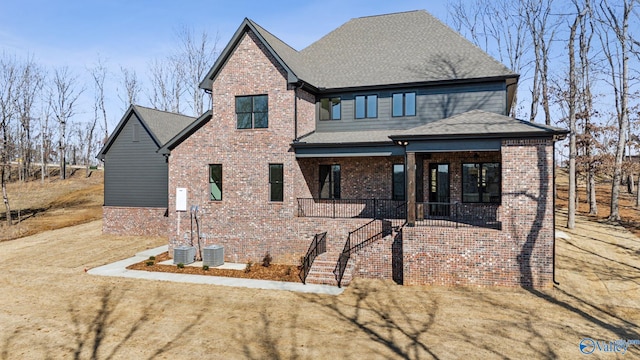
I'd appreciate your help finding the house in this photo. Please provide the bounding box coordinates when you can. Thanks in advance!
[112,10,567,288]
[98,105,196,236]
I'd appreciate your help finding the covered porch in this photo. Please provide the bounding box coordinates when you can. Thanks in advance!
[293,136,504,230]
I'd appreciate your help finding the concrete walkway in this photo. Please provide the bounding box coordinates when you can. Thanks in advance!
[88,245,344,295]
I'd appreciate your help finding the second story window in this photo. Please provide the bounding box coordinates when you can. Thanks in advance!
[320,97,341,120]
[236,95,268,129]
[355,95,377,119]
[392,92,416,117]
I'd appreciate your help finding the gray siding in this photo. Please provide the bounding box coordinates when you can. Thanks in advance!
[104,114,168,207]
[315,81,506,132]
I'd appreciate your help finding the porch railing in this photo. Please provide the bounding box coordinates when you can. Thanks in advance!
[416,202,501,229]
[297,198,406,219]
[298,232,327,284]
[333,219,393,288]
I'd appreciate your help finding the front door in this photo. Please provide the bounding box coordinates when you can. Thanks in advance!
[429,163,450,217]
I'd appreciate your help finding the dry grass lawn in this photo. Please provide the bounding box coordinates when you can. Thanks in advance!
[0,170,103,242]
[0,168,639,358]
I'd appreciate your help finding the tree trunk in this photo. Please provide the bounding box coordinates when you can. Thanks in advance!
[1,165,11,226]
[59,141,66,180]
[567,7,584,229]
[636,174,640,208]
[606,0,631,222]
[588,163,597,215]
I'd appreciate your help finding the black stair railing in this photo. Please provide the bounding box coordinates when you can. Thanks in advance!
[298,232,327,284]
[333,219,392,287]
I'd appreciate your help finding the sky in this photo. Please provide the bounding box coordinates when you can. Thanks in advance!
[0,0,450,130]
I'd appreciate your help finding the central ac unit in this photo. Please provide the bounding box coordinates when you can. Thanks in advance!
[203,245,224,267]
[173,245,196,265]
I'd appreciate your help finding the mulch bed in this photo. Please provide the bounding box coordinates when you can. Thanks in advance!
[126,252,302,283]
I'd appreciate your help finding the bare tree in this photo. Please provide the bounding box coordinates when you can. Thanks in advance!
[88,57,109,143]
[118,66,141,112]
[85,62,104,177]
[38,108,52,182]
[0,54,17,225]
[567,1,589,229]
[16,56,44,181]
[524,0,559,125]
[50,67,83,180]
[175,27,218,116]
[597,0,636,222]
[575,3,598,215]
[448,0,530,118]
[147,58,184,113]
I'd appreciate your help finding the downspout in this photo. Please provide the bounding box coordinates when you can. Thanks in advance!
[553,141,559,286]
[293,83,299,141]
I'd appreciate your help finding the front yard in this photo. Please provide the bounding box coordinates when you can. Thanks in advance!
[0,209,638,358]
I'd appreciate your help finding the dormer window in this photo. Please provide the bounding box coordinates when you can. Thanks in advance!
[320,97,341,120]
[236,95,268,129]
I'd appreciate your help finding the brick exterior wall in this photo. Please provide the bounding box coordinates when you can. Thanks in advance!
[162,26,556,289]
[166,30,372,264]
[400,139,555,288]
[102,206,168,237]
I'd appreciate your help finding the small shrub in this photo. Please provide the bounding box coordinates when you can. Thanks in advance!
[244,261,253,273]
[262,252,272,267]
[202,265,209,271]
[145,260,154,266]
[285,266,292,276]
[177,263,185,269]
[149,256,156,261]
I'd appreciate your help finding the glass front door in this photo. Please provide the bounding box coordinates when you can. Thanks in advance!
[429,163,450,217]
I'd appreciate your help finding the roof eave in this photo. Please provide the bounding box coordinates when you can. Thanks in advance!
[158,110,213,155]
[388,130,568,142]
[291,140,395,148]
[313,74,520,94]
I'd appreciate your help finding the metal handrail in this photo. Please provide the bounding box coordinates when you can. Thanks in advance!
[297,198,406,219]
[416,201,501,229]
[298,232,327,284]
[333,219,392,287]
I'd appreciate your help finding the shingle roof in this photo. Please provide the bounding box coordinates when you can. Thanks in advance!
[97,105,195,159]
[298,11,516,88]
[132,105,195,145]
[201,10,517,91]
[295,110,567,146]
[393,110,566,138]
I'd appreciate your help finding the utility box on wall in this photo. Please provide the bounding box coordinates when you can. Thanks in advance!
[176,188,187,211]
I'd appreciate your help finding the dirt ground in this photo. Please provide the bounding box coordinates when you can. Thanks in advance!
[0,209,639,359]
[0,170,103,242]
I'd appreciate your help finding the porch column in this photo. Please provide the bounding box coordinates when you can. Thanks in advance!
[407,151,416,226]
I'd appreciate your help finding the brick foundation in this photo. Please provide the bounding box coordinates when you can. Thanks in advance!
[103,206,168,237]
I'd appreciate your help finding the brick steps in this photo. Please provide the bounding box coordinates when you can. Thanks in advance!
[304,251,355,287]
